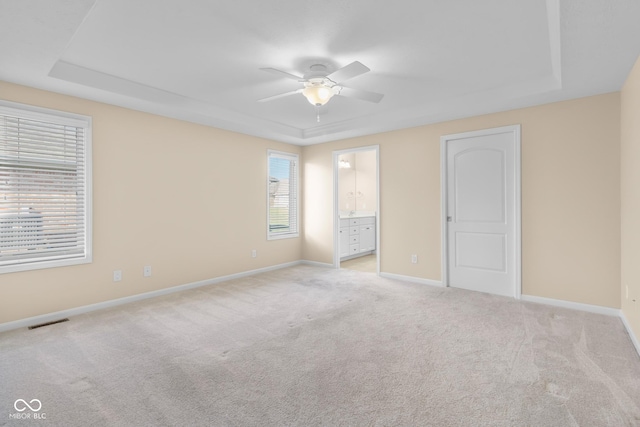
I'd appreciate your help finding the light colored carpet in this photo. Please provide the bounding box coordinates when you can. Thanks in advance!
[1,265,639,426]
[340,254,377,273]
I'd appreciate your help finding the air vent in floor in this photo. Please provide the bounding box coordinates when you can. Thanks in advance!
[28,318,69,330]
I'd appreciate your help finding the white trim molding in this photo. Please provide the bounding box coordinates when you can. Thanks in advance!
[3,267,638,359]
[379,272,443,287]
[619,311,640,358]
[521,295,620,317]
[0,260,304,333]
[301,260,334,268]
[522,294,639,358]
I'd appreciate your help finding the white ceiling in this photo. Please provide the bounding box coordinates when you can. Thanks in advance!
[1,0,639,145]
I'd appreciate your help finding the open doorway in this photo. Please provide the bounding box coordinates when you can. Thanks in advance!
[333,146,380,274]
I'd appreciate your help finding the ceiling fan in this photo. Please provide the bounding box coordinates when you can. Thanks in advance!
[258,61,384,107]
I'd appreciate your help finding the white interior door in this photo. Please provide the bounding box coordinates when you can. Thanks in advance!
[442,126,520,297]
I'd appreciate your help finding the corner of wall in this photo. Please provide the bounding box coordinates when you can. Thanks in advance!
[620,53,640,352]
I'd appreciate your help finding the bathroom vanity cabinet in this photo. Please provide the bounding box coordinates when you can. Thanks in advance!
[339,216,376,260]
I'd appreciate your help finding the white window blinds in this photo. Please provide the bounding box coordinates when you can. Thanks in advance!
[267,150,299,239]
[0,102,92,273]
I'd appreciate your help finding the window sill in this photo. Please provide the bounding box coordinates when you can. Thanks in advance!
[267,233,299,241]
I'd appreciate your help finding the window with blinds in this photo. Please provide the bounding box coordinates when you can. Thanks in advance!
[0,101,92,273]
[267,150,298,240]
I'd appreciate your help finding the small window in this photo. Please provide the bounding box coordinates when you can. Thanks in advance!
[0,101,92,273]
[267,150,298,240]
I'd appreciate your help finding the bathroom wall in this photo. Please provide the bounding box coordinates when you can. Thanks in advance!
[337,150,377,213]
[354,150,377,212]
[338,153,356,211]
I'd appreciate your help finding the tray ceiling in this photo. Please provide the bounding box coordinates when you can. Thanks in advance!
[1,0,639,145]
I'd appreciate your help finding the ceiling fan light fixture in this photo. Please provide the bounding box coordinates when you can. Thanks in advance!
[259,61,382,106]
[302,84,335,106]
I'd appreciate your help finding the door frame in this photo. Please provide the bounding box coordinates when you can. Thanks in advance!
[333,145,380,274]
[440,125,522,298]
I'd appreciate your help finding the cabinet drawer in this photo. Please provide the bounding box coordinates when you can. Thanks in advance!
[349,227,359,235]
[360,225,374,232]
[350,218,360,226]
[360,216,375,225]
[350,244,360,254]
[350,235,360,244]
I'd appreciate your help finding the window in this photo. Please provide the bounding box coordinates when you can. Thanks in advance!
[267,150,298,239]
[0,101,92,273]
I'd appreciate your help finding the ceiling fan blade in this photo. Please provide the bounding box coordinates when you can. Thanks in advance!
[258,89,303,103]
[338,86,384,103]
[327,61,370,84]
[259,67,305,82]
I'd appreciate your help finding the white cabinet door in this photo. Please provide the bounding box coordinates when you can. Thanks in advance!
[360,224,375,252]
[339,228,350,258]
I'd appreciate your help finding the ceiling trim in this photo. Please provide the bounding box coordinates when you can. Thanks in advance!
[546,0,562,85]
[48,60,304,140]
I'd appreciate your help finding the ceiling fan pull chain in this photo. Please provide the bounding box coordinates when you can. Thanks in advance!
[316,105,320,123]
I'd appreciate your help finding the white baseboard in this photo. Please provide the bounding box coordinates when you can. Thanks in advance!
[517,295,640,358]
[4,262,638,360]
[619,311,640,358]
[520,294,620,317]
[0,260,303,333]
[379,272,443,287]
[300,260,334,268]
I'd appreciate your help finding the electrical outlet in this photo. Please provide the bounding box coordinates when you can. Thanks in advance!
[251,249,257,258]
[144,266,152,277]
[113,270,122,282]
[411,254,418,264]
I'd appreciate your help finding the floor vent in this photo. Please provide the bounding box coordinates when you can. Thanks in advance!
[28,318,69,330]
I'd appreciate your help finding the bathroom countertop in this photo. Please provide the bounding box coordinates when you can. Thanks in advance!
[339,212,376,219]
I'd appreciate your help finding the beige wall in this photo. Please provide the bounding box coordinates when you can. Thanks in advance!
[621,55,640,338]
[303,93,621,308]
[0,81,301,324]
[0,80,624,325]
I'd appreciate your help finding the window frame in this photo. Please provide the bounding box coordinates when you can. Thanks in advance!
[0,100,92,274]
[267,149,299,240]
